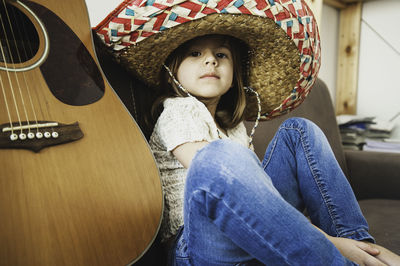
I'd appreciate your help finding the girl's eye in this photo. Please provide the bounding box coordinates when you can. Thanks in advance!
[216,53,227,59]
[190,51,201,57]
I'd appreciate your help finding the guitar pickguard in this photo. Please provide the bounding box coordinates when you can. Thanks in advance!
[22,0,105,106]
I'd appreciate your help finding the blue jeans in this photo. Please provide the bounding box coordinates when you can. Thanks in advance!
[169,118,374,265]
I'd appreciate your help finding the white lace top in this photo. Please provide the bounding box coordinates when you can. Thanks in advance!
[149,96,251,242]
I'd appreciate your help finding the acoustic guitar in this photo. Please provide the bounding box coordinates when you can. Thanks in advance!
[0,0,162,265]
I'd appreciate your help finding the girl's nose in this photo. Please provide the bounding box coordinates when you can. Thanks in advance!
[204,52,218,66]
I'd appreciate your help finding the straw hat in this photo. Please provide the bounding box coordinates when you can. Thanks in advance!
[95,0,321,120]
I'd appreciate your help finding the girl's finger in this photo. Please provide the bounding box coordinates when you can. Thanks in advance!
[358,241,381,256]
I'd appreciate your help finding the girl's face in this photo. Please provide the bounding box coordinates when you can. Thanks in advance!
[176,36,234,101]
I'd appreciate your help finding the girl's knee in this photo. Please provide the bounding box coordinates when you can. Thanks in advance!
[187,139,261,189]
[193,139,257,168]
[280,117,323,137]
[281,117,316,129]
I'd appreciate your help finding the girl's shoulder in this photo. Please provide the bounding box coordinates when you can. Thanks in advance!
[160,96,212,122]
[151,97,214,151]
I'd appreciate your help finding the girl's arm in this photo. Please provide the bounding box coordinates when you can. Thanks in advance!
[172,141,209,168]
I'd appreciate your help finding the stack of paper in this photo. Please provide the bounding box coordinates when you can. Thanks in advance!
[363,139,400,153]
[336,115,396,151]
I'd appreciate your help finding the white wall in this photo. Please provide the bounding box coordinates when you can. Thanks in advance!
[318,1,400,139]
[86,0,122,27]
[318,4,339,104]
[357,0,400,138]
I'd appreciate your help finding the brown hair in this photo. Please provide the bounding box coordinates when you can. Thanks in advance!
[150,34,248,130]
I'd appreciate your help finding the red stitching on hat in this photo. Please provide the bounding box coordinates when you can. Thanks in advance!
[297,7,306,17]
[255,0,267,10]
[131,0,147,7]
[238,5,251,14]
[216,0,235,11]
[297,40,303,51]
[180,2,202,12]
[175,16,192,23]
[202,6,217,14]
[294,31,305,40]
[288,3,295,15]
[302,47,311,55]
[264,9,273,19]
[134,18,148,25]
[275,9,291,21]
[287,26,292,37]
[153,2,169,9]
[153,12,169,30]
[112,17,133,31]
[130,31,139,42]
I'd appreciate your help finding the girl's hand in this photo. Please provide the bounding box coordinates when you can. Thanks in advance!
[327,236,387,266]
[367,243,400,266]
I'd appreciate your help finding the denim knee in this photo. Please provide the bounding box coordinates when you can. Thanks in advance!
[273,117,328,154]
[186,139,266,198]
[186,139,283,209]
[279,117,322,135]
[190,139,259,177]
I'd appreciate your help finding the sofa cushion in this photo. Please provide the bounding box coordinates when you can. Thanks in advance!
[359,199,400,254]
[345,150,400,200]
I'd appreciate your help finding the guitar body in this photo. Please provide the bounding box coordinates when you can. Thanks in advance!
[0,0,162,265]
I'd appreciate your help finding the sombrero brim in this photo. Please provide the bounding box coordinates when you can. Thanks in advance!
[96,0,320,120]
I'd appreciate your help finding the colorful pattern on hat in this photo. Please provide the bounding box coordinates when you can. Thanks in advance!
[95,0,320,120]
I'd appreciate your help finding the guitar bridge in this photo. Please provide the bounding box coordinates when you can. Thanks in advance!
[0,121,83,152]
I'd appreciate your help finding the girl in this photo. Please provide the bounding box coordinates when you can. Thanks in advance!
[95,0,400,264]
[149,34,399,265]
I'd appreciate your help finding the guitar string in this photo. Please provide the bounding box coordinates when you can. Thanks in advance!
[1,0,31,137]
[10,1,42,135]
[0,13,22,135]
[14,1,56,136]
[16,5,51,128]
[0,36,14,135]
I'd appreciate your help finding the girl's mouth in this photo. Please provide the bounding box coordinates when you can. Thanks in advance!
[200,73,219,79]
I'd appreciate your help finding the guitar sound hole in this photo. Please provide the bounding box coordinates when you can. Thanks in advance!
[0,2,39,64]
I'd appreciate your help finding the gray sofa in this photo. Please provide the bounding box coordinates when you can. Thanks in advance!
[244,79,400,254]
